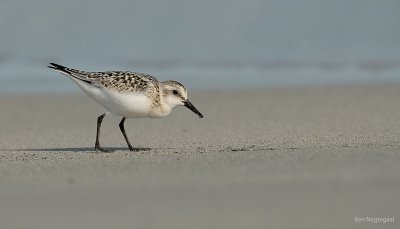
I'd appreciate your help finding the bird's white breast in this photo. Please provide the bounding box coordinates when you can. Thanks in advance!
[71,77,152,118]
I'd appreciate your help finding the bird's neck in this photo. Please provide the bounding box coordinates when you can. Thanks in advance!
[151,86,172,117]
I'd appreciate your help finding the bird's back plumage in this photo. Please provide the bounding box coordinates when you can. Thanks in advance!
[48,63,159,93]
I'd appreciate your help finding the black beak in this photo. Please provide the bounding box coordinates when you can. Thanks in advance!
[184,100,204,118]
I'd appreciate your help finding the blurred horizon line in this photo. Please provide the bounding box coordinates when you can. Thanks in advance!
[1,58,400,72]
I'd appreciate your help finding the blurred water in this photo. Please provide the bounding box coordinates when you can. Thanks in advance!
[1,0,400,93]
[1,60,400,94]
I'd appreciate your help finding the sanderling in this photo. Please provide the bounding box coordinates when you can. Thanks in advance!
[48,63,203,152]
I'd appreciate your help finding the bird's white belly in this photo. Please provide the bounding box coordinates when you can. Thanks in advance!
[76,83,151,118]
[69,77,153,118]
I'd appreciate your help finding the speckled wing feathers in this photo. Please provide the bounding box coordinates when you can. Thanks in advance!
[95,71,159,93]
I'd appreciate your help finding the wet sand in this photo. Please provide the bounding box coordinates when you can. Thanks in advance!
[1,85,400,228]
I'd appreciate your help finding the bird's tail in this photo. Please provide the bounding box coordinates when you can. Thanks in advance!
[47,63,93,85]
[47,62,72,75]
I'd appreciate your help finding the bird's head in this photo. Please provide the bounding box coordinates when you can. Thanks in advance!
[161,81,203,118]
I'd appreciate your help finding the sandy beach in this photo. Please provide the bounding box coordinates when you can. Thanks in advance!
[1,84,400,228]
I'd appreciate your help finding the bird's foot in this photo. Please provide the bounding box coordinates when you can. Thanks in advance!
[128,146,140,152]
[95,145,113,153]
[128,145,151,152]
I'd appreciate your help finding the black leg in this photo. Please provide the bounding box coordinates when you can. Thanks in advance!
[119,117,137,151]
[95,113,109,152]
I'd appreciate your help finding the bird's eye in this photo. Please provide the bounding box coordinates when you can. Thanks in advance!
[172,90,179,95]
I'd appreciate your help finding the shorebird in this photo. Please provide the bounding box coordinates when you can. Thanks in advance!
[48,63,203,152]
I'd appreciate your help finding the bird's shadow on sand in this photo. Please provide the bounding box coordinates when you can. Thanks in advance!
[4,147,153,153]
